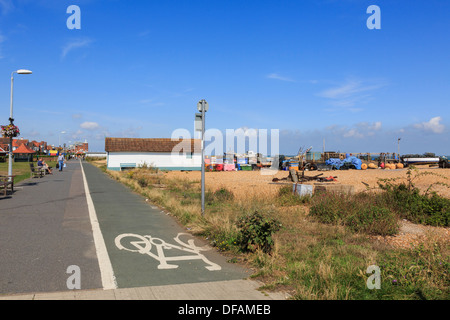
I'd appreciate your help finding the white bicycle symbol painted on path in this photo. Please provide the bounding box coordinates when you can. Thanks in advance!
[115,233,222,271]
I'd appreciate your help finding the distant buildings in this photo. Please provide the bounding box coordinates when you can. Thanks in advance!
[0,137,88,157]
[0,138,47,154]
[70,141,89,155]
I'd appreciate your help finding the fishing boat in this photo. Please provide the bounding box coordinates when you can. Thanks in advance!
[401,154,440,166]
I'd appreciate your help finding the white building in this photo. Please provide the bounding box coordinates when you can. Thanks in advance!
[85,152,107,158]
[105,137,201,171]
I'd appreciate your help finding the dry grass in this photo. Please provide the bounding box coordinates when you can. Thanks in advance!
[91,160,449,300]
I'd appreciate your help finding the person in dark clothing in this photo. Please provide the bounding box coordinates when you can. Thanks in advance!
[37,158,52,174]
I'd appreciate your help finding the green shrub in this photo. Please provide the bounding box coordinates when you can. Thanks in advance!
[376,166,450,227]
[309,192,399,236]
[381,183,449,227]
[214,187,235,201]
[309,192,350,224]
[211,232,239,252]
[137,177,148,188]
[236,211,282,254]
[346,205,399,236]
[206,187,235,205]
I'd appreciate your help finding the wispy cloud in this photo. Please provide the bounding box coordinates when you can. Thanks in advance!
[266,73,295,82]
[137,30,151,38]
[137,98,166,107]
[61,38,93,59]
[319,78,386,108]
[326,121,383,139]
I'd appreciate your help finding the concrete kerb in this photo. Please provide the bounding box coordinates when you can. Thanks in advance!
[0,280,289,300]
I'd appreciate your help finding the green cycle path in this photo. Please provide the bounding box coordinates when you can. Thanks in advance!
[80,160,251,289]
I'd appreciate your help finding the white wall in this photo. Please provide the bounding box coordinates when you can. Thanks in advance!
[86,152,107,158]
[107,152,201,170]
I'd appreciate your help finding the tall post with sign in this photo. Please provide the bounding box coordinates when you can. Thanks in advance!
[196,100,208,216]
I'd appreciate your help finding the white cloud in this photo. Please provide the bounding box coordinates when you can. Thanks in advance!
[266,73,295,82]
[80,121,100,130]
[370,121,382,131]
[61,38,93,58]
[343,128,364,139]
[414,116,445,134]
[356,121,382,131]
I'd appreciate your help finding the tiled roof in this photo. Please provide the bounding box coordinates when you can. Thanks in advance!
[13,143,35,154]
[13,139,28,145]
[105,137,201,153]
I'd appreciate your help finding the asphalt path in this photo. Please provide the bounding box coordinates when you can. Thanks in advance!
[0,160,251,295]
[0,160,102,294]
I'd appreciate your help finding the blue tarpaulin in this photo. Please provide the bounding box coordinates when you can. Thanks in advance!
[325,156,362,170]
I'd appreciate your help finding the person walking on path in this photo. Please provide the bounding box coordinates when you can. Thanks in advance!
[58,152,65,171]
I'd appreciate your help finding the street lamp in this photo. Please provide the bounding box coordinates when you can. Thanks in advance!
[59,131,67,148]
[8,69,32,180]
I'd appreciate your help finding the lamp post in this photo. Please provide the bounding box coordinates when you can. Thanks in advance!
[8,69,32,180]
[59,131,67,148]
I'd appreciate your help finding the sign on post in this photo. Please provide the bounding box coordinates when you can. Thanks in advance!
[195,113,202,132]
[197,100,209,112]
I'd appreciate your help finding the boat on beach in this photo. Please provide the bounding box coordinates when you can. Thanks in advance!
[401,153,441,166]
[402,157,440,165]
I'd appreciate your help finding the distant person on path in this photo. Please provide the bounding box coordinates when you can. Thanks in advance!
[58,153,65,172]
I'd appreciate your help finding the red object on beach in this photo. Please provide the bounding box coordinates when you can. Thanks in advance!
[215,164,224,171]
[223,164,235,171]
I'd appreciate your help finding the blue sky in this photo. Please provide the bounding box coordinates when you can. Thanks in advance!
[0,0,449,155]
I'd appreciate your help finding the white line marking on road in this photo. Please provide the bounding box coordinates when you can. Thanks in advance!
[80,160,117,290]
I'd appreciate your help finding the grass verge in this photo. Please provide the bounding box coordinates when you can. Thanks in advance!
[0,160,57,184]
